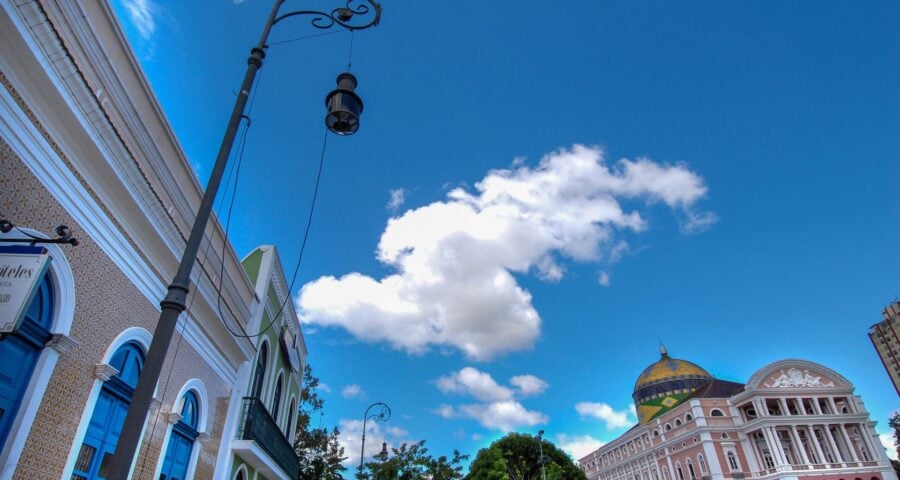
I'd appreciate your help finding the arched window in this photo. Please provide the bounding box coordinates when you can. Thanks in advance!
[711,409,724,417]
[676,462,684,480]
[653,429,659,437]
[675,418,682,427]
[251,341,268,399]
[72,342,145,479]
[727,451,741,471]
[159,391,201,479]
[272,374,284,423]
[686,459,696,480]
[721,432,730,439]
[0,268,54,451]
[665,424,672,431]
[685,414,693,422]
[698,455,708,474]
[286,397,296,437]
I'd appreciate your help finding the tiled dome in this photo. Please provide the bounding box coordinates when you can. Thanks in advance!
[632,344,713,424]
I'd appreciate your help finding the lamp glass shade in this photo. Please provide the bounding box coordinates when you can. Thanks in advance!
[325,72,363,135]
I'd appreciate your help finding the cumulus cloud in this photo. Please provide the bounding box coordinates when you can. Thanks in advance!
[387,188,406,212]
[298,145,714,360]
[510,375,549,396]
[121,0,156,39]
[434,367,549,431]
[880,433,898,461]
[441,401,548,432]
[437,367,514,402]
[576,402,635,429]
[598,271,611,287]
[317,383,332,393]
[557,434,606,460]
[341,384,363,399]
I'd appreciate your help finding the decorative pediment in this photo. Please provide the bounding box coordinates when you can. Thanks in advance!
[746,359,851,390]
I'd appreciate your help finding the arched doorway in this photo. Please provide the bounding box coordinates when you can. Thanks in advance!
[159,391,200,480]
[0,268,54,451]
[71,341,145,479]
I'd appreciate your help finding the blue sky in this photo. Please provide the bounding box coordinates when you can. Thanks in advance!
[111,0,899,467]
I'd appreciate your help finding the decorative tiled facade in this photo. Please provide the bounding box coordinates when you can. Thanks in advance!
[0,0,306,478]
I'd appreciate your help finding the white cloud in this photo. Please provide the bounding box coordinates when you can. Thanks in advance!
[598,271,611,287]
[437,367,513,402]
[121,0,156,39]
[318,383,332,393]
[433,368,549,431]
[299,145,714,361]
[446,401,547,432]
[387,188,406,211]
[341,384,363,399]
[880,433,898,461]
[576,402,635,429]
[510,375,548,396]
[557,434,606,460]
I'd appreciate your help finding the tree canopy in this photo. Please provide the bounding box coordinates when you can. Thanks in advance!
[294,365,347,480]
[358,440,468,480]
[466,433,587,480]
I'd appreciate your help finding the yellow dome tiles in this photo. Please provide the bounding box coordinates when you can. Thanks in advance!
[632,344,714,424]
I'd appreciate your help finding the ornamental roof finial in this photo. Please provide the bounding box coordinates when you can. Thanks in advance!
[659,341,668,357]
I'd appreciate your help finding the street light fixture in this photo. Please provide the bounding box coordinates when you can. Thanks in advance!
[106,1,381,478]
[537,429,548,480]
[326,72,364,135]
[359,402,392,477]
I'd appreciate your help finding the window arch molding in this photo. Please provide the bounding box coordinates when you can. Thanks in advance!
[172,379,210,434]
[286,394,298,439]
[152,381,209,480]
[710,408,725,417]
[0,231,77,478]
[233,463,249,480]
[251,339,272,400]
[62,327,153,477]
[270,370,285,423]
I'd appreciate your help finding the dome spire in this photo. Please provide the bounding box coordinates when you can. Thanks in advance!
[659,341,668,357]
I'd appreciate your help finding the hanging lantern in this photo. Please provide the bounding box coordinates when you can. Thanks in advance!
[325,72,363,135]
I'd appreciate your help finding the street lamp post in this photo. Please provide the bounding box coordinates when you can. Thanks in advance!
[359,402,391,478]
[537,430,548,480]
[106,1,381,478]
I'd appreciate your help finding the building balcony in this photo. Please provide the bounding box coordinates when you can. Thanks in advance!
[234,396,300,479]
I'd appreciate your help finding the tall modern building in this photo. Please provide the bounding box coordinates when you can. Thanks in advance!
[579,346,896,480]
[868,302,900,396]
[0,1,306,479]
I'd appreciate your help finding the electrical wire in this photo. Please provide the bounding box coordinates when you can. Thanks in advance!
[215,127,330,339]
[267,29,347,47]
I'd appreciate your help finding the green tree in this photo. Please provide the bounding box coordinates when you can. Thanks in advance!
[466,432,587,480]
[358,440,468,480]
[294,365,347,479]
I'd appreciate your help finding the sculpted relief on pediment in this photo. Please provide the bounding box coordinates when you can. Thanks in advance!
[764,367,835,388]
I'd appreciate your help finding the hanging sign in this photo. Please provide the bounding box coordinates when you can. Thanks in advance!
[0,246,51,333]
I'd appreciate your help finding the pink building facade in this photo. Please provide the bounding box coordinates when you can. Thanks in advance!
[579,354,896,480]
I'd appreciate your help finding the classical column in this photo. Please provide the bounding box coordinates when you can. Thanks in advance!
[807,426,826,466]
[811,397,823,415]
[790,426,811,466]
[763,428,788,467]
[823,425,845,465]
[838,425,860,463]
[856,424,877,462]
[779,398,791,416]
[828,397,839,415]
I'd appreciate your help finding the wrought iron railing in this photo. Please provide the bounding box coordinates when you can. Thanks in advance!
[237,397,300,478]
